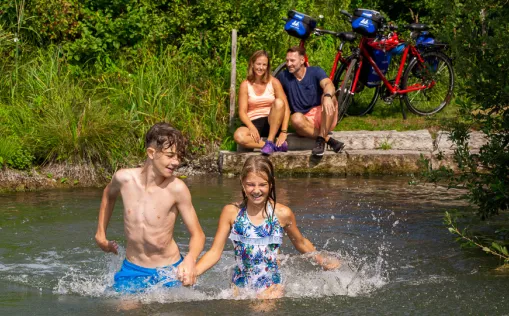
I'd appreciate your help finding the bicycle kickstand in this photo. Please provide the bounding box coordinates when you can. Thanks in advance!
[399,98,407,120]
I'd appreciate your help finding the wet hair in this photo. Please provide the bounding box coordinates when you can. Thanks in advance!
[144,122,186,159]
[247,50,271,84]
[239,155,277,223]
[287,46,306,57]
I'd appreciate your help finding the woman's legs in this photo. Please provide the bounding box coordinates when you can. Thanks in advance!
[233,126,265,149]
[266,98,285,142]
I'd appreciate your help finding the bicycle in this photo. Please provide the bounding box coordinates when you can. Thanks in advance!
[272,10,392,122]
[272,10,361,111]
[334,9,454,119]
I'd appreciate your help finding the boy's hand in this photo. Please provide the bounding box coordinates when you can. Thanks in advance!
[177,255,197,286]
[95,237,119,255]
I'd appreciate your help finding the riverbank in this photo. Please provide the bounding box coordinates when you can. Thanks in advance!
[0,130,487,192]
[0,152,219,192]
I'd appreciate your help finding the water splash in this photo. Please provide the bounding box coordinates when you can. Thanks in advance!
[49,245,387,303]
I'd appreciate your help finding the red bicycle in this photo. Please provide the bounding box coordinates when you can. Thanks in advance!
[272,10,359,96]
[335,9,454,120]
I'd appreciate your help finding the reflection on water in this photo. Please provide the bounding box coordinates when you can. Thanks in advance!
[0,175,507,315]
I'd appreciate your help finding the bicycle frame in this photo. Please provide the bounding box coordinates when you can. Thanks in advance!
[349,37,435,95]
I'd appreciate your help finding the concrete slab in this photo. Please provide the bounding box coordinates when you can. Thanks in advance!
[435,131,487,152]
[237,129,434,152]
[220,150,429,175]
[226,130,484,175]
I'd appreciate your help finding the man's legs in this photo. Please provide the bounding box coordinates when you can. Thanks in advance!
[291,106,337,140]
[291,105,344,156]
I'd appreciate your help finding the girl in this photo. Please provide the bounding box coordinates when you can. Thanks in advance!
[196,156,339,298]
[234,50,290,155]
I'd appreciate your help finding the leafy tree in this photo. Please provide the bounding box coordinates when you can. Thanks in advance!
[419,0,509,263]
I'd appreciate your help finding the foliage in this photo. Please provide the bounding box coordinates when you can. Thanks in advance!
[419,0,509,220]
[414,0,508,262]
[444,211,509,264]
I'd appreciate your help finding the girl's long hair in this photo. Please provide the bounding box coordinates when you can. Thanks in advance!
[246,50,271,84]
[239,156,276,223]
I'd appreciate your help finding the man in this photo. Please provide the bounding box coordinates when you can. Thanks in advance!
[95,122,205,293]
[277,46,345,156]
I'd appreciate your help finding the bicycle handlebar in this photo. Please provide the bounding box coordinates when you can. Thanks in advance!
[340,10,353,21]
[314,28,340,36]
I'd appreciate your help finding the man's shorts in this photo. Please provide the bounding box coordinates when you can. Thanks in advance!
[304,105,338,130]
[113,255,183,293]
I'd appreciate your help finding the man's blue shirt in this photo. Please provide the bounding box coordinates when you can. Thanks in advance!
[277,66,328,114]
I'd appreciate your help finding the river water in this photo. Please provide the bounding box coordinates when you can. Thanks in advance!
[0,175,507,315]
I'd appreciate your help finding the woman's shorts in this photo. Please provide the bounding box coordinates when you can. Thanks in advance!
[249,117,282,138]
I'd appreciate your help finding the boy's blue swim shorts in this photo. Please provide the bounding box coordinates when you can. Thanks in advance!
[113,255,183,293]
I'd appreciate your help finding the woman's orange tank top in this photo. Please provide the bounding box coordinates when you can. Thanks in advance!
[247,80,275,121]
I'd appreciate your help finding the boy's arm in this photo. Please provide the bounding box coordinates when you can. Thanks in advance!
[95,173,122,254]
[279,205,340,270]
[174,180,206,286]
[196,204,237,276]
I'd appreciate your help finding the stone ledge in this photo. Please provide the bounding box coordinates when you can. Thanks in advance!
[435,131,488,151]
[238,129,434,152]
[220,150,430,175]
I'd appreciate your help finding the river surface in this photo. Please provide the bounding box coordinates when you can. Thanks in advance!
[0,175,507,315]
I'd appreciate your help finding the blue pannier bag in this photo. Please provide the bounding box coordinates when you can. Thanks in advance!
[284,10,317,39]
[365,48,391,87]
[351,9,384,37]
[415,32,439,72]
[416,31,435,46]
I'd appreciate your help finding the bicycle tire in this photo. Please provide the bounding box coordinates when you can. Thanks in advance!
[333,58,379,116]
[401,51,454,116]
[335,58,358,122]
[272,62,287,77]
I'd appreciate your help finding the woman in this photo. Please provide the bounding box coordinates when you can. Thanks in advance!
[234,50,290,155]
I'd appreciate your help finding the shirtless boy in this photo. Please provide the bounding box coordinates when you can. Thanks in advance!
[94,122,205,293]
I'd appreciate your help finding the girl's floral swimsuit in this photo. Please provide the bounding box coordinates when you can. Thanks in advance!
[228,203,284,291]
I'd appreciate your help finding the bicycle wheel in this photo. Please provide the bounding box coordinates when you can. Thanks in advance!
[335,58,358,122]
[401,51,454,115]
[272,62,287,77]
[333,58,379,116]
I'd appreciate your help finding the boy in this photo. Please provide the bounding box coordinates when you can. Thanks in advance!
[95,122,205,293]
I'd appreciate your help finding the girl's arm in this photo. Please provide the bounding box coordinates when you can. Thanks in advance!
[277,204,340,270]
[196,204,238,276]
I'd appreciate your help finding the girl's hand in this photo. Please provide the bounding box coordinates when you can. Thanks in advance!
[276,132,287,147]
[315,253,341,270]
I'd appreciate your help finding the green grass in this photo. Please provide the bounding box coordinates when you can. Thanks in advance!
[335,92,460,132]
[0,46,231,170]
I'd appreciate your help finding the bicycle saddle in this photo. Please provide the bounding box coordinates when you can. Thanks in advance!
[407,23,429,32]
[337,32,357,42]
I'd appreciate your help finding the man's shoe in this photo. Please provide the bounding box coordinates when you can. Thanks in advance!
[261,140,275,155]
[312,137,326,156]
[327,137,345,153]
[275,141,288,152]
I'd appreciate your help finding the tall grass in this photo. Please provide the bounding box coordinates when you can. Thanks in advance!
[0,45,231,170]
